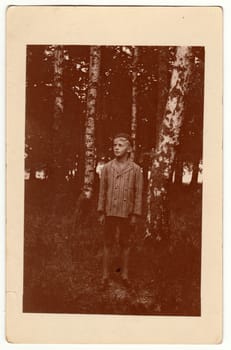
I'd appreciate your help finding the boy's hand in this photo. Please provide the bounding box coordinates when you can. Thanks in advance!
[98,213,105,225]
[130,215,138,226]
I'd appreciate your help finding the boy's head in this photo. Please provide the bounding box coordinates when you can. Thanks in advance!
[113,133,132,159]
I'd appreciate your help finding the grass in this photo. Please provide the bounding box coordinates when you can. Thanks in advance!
[23,180,202,316]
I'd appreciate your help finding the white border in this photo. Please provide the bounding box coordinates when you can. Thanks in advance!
[1,0,230,349]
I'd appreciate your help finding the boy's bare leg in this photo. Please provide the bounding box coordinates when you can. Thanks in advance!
[121,247,130,280]
[102,244,110,281]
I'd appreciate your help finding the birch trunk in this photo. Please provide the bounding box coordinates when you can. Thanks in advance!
[51,45,64,183]
[83,46,101,198]
[53,45,64,132]
[130,46,139,161]
[146,46,193,239]
[156,47,169,146]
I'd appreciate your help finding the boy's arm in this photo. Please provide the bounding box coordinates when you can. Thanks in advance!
[132,166,143,217]
[97,165,107,214]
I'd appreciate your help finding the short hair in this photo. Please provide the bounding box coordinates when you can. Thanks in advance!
[113,133,132,146]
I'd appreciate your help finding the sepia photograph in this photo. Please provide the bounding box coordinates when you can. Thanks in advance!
[23,44,204,316]
[6,6,222,344]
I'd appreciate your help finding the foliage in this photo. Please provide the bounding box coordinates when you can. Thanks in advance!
[26,45,201,183]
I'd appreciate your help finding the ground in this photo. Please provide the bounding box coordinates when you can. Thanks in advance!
[23,180,201,316]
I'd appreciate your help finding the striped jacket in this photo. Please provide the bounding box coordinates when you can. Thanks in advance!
[97,159,143,218]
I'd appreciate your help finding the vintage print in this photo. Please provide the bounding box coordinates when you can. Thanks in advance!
[23,44,204,316]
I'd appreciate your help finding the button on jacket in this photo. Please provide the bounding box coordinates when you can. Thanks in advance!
[97,159,143,218]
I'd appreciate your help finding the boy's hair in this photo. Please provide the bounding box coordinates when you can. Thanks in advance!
[113,133,132,146]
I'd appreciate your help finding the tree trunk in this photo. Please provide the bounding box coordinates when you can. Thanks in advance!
[29,166,36,181]
[130,46,139,161]
[174,155,183,185]
[156,47,169,146]
[83,46,101,198]
[51,45,64,184]
[145,46,193,239]
[191,158,199,186]
[53,45,64,131]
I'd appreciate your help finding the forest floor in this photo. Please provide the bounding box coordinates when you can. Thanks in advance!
[23,180,202,316]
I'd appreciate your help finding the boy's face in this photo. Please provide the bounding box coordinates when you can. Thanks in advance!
[113,137,131,158]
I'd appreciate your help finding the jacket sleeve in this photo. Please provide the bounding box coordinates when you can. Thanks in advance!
[97,165,107,213]
[133,166,143,216]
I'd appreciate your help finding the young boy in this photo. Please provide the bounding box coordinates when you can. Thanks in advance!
[97,133,143,287]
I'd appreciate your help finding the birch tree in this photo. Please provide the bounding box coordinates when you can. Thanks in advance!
[130,46,139,161]
[145,46,194,239]
[83,46,101,198]
[155,47,169,146]
[50,45,64,182]
[53,45,64,131]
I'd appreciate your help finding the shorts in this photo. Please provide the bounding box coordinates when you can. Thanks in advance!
[104,216,133,249]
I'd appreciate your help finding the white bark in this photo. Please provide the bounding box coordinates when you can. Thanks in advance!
[146,46,193,238]
[83,46,101,198]
[53,45,64,132]
[130,46,139,161]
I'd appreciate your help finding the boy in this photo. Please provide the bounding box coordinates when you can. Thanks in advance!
[97,133,143,287]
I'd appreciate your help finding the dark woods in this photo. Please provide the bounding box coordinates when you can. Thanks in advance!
[24,45,204,315]
[25,45,204,232]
